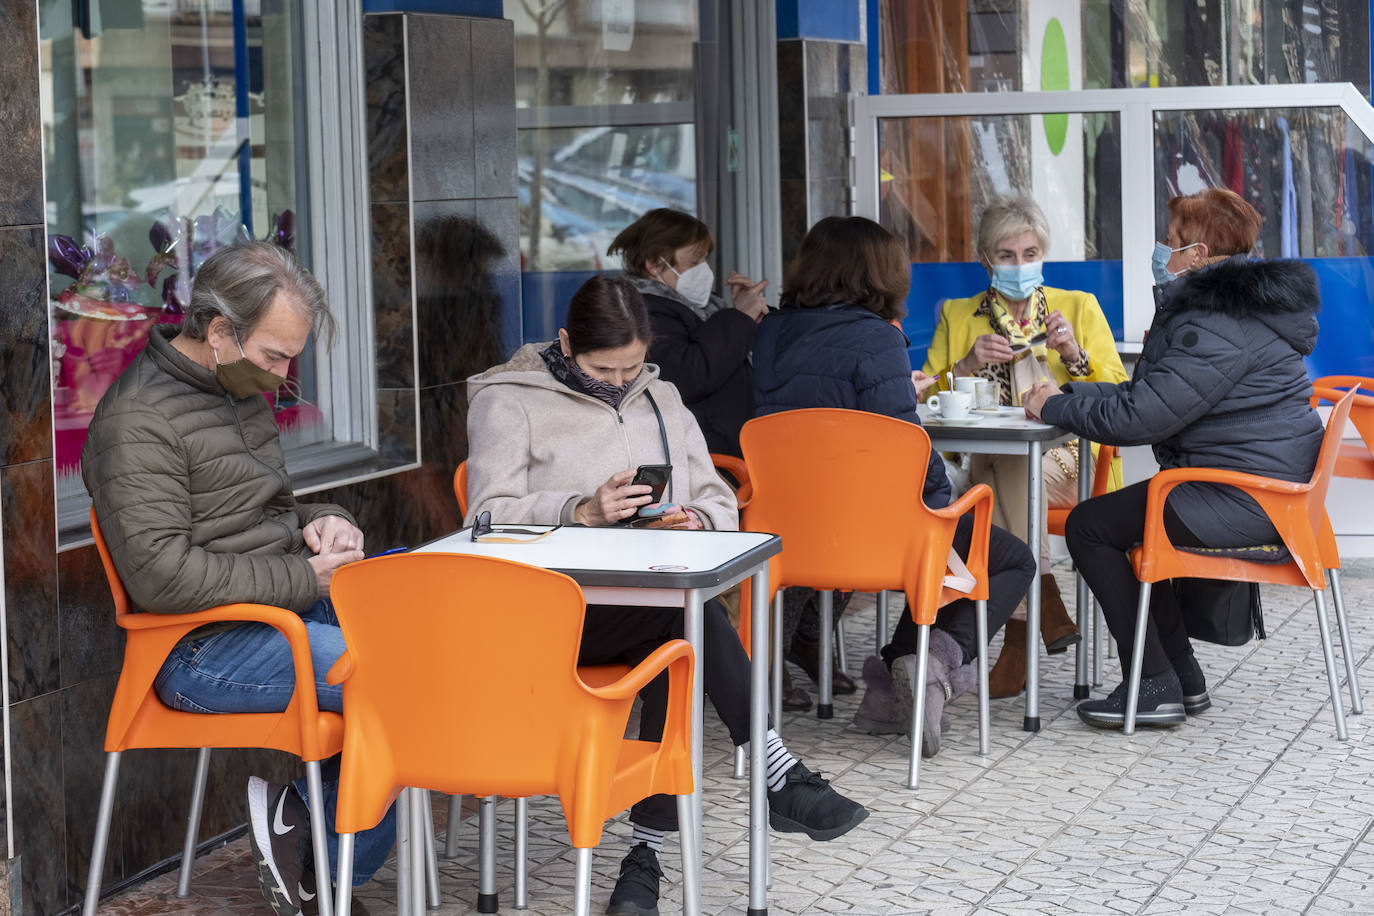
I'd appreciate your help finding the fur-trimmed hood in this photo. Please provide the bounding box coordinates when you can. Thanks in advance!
[1160,256,1320,356]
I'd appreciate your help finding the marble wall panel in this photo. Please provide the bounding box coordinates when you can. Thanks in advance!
[0,227,53,466]
[4,460,59,702]
[58,544,122,690]
[471,18,517,200]
[474,197,522,359]
[780,178,810,264]
[365,14,410,205]
[809,177,849,225]
[0,0,43,228]
[12,691,65,915]
[406,16,475,203]
[377,388,418,464]
[776,41,807,182]
[372,201,415,389]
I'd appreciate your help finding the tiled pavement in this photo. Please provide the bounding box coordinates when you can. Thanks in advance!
[104,560,1374,915]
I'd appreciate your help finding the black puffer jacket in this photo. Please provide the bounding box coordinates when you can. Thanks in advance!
[1041,257,1323,544]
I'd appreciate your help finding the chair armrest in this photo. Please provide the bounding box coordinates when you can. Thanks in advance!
[580,639,694,701]
[930,483,994,589]
[326,651,355,686]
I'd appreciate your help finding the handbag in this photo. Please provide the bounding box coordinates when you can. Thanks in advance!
[1173,578,1266,646]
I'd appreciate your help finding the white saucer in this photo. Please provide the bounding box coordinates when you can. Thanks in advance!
[927,415,984,426]
[974,406,1020,416]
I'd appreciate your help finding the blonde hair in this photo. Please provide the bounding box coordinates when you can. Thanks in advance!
[976,195,1051,260]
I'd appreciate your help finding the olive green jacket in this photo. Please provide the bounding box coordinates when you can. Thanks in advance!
[82,327,352,614]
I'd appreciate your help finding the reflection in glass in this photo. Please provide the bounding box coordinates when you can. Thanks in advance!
[40,0,315,501]
[877,113,1122,262]
[1154,108,1373,258]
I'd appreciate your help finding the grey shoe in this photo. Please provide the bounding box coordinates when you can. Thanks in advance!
[852,655,904,734]
[1077,669,1187,729]
[1172,651,1211,715]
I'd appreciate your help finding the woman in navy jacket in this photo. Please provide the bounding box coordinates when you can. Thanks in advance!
[753,216,1035,757]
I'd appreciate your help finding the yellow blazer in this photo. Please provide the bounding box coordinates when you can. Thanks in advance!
[922,286,1129,491]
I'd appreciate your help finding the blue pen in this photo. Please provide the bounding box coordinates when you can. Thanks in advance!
[365,547,408,559]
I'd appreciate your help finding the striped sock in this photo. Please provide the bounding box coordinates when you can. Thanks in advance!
[764,729,798,792]
[630,825,665,856]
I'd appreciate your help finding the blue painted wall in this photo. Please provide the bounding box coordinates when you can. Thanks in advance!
[777,0,862,42]
[362,0,501,15]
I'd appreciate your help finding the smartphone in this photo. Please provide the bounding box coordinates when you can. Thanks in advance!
[630,464,672,506]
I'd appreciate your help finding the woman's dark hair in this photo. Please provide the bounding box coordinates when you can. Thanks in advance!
[784,216,911,320]
[1167,188,1262,256]
[607,208,714,277]
[564,275,653,355]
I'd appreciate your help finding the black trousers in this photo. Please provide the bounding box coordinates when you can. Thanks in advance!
[577,598,757,832]
[881,517,1036,666]
[1063,480,1207,678]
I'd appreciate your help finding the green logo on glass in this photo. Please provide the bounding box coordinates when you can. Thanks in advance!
[1040,17,1070,155]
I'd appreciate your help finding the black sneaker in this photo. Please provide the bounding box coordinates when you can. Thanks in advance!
[1171,651,1212,715]
[606,843,662,916]
[247,777,312,916]
[1076,669,1187,729]
[767,762,868,841]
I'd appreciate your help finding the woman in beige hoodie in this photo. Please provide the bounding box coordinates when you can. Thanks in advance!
[465,275,867,916]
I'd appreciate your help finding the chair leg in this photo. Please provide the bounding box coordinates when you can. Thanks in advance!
[81,751,122,916]
[1073,567,1091,700]
[408,788,426,916]
[771,592,784,730]
[573,846,593,916]
[444,795,462,859]
[1329,569,1364,715]
[835,613,849,676]
[477,796,498,913]
[1093,598,1105,687]
[176,747,212,898]
[335,832,356,916]
[733,745,746,779]
[907,624,931,790]
[675,792,701,915]
[422,790,440,909]
[396,790,411,916]
[1313,589,1351,741]
[304,761,336,916]
[976,599,990,756]
[817,589,834,718]
[514,797,528,910]
[1123,582,1153,736]
[876,591,889,655]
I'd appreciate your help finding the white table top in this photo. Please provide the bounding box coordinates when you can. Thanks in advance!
[416,526,780,590]
[919,405,1072,451]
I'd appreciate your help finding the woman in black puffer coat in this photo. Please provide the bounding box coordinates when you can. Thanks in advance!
[1022,188,1323,730]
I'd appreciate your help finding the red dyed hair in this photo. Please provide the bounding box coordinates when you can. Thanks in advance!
[1166,188,1262,257]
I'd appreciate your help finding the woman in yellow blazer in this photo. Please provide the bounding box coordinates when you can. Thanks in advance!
[923,195,1128,696]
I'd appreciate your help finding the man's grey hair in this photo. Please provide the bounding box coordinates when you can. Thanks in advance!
[976,194,1052,260]
[181,241,335,346]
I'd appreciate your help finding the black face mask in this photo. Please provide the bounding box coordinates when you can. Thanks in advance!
[214,337,287,399]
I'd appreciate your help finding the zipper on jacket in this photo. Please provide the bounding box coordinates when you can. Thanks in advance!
[614,408,634,465]
[227,394,295,542]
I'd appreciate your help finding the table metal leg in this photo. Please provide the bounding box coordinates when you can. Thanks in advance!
[396,791,411,916]
[1074,435,1091,700]
[876,591,889,654]
[817,589,834,719]
[1024,445,1043,732]
[771,592,783,729]
[683,587,705,863]
[409,789,426,916]
[749,569,771,916]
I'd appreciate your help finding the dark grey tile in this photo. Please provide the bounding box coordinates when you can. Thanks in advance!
[372,201,415,389]
[0,0,43,227]
[803,39,839,97]
[377,388,418,464]
[4,460,59,701]
[58,543,124,690]
[412,199,511,388]
[776,41,807,182]
[419,382,468,497]
[406,14,475,203]
[808,177,849,224]
[61,674,114,895]
[806,94,849,180]
[472,18,516,199]
[779,179,810,265]
[365,13,411,205]
[474,197,522,360]
[0,226,53,464]
[12,691,66,915]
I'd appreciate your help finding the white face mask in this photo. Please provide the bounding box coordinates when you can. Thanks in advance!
[667,261,714,307]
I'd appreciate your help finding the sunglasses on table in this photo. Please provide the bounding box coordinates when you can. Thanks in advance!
[470,510,561,543]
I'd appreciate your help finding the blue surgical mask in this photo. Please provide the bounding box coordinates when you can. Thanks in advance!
[1151,241,1201,285]
[989,261,1043,301]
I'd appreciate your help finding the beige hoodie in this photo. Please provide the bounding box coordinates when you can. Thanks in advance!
[465,343,738,531]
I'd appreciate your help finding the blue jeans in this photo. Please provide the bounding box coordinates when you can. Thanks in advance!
[154,599,396,885]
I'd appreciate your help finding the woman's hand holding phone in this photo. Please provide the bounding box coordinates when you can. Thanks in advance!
[575,470,654,526]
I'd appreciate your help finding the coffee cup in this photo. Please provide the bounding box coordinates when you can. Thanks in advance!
[953,376,980,399]
[927,390,973,419]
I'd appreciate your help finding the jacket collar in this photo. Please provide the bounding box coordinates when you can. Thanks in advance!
[146,325,224,396]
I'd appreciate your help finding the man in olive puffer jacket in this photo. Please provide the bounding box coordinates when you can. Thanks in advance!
[82,242,392,915]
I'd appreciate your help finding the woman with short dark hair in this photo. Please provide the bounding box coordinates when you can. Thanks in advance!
[609,208,768,457]
[752,216,1036,757]
[466,274,867,915]
[1023,187,1323,730]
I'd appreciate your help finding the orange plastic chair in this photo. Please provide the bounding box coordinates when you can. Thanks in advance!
[739,408,994,789]
[1311,376,1374,480]
[1048,443,1117,695]
[325,553,695,916]
[1047,444,1118,535]
[710,452,754,507]
[1121,388,1363,735]
[82,509,343,916]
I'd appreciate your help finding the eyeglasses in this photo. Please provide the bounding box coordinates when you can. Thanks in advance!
[470,510,561,543]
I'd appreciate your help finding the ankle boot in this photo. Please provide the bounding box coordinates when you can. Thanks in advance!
[780,667,813,712]
[1039,573,1080,654]
[988,618,1028,698]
